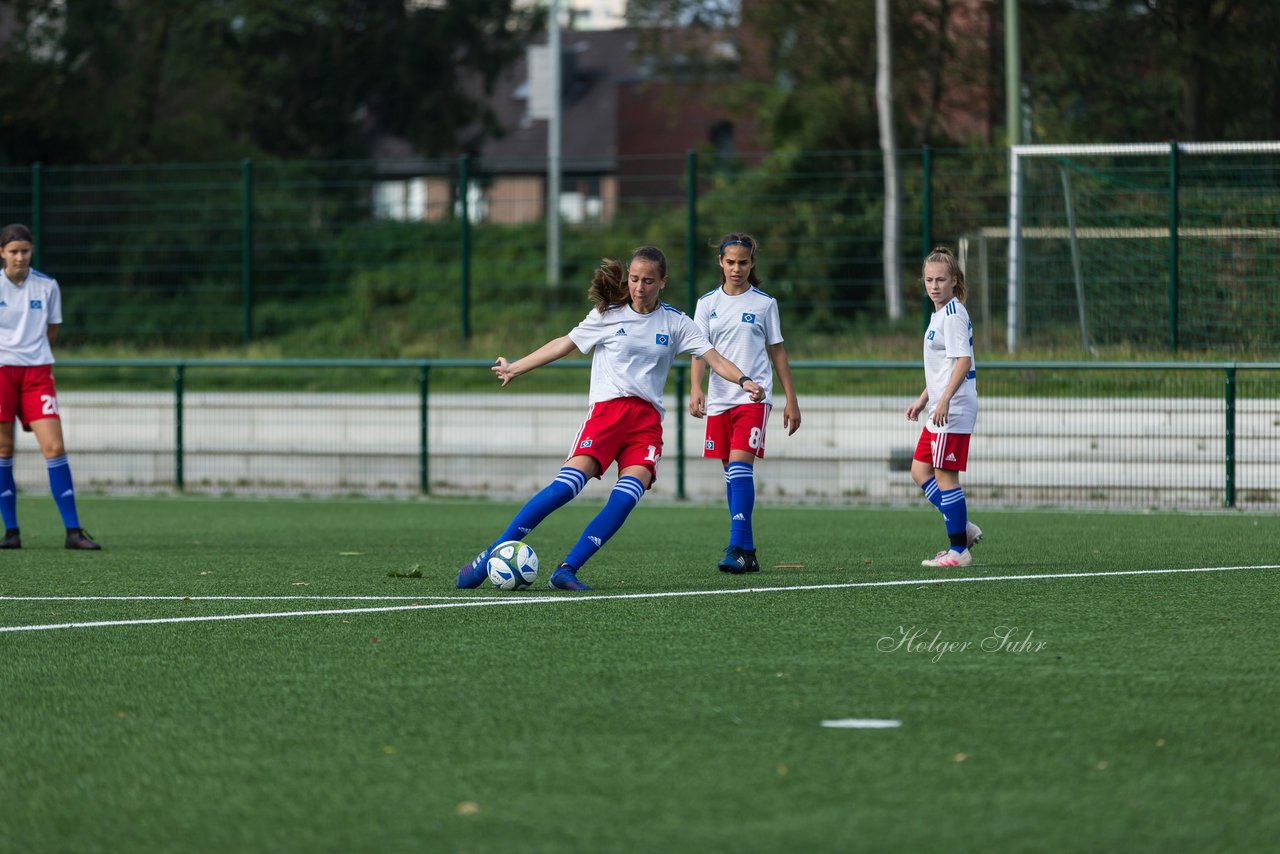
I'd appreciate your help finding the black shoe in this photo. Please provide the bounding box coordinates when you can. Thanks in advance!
[743,550,761,572]
[65,528,102,550]
[717,545,750,575]
[0,528,20,549]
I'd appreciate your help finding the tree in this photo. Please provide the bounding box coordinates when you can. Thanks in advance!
[0,0,543,165]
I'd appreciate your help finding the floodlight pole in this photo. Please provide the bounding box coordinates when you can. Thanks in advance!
[1005,0,1022,352]
[547,0,562,290]
[1005,0,1020,148]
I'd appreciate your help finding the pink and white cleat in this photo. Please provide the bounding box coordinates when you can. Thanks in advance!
[922,549,972,568]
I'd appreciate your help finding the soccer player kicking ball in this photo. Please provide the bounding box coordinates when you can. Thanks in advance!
[456,246,764,591]
[906,246,982,567]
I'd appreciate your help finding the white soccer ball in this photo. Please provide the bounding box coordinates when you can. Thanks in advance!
[486,540,539,590]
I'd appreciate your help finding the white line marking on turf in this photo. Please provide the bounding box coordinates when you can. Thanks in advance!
[2,563,1277,633]
[822,719,902,729]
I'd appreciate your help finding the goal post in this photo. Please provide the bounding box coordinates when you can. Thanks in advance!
[1006,142,1280,353]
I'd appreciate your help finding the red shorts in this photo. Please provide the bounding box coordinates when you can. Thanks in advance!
[0,365,60,431]
[568,397,664,484]
[703,403,771,460]
[914,428,970,472]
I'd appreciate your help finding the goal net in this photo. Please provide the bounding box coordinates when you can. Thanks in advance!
[1003,142,1280,353]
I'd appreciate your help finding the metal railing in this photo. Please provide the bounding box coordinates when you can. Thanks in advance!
[28,359,1278,510]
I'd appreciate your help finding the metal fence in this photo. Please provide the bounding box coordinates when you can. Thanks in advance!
[23,359,1279,511]
[2,144,1277,354]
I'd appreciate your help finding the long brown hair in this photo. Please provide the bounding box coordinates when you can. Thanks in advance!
[923,245,966,303]
[587,246,668,312]
[712,231,760,286]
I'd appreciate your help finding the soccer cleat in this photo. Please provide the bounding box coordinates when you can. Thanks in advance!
[743,549,761,573]
[456,550,490,589]
[549,564,591,591]
[717,545,750,575]
[922,549,971,568]
[65,528,102,550]
[0,528,20,549]
[966,522,983,548]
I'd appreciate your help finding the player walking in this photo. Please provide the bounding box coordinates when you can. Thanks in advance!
[456,246,764,591]
[689,233,800,574]
[907,246,981,566]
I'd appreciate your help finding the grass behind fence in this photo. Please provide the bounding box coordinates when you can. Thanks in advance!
[3,495,1279,852]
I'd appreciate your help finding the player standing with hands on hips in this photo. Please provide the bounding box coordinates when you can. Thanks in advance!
[0,223,101,550]
[689,232,800,574]
[456,246,764,591]
[907,246,980,567]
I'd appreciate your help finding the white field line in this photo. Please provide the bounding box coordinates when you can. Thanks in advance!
[2,563,1278,634]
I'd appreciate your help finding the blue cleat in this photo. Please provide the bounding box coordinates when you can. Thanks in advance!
[743,549,760,573]
[717,545,751,575]
[549,564,591,591]
[456,550,490,589]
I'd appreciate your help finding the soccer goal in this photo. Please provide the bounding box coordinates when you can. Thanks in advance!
[1004,142,1280,353]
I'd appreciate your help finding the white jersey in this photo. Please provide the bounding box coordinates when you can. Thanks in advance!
[923,297,978,433]
[693,285,783,414]
[0,269,61,366]
[568,302,712,419]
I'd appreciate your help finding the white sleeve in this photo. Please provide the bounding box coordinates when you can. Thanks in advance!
[693,297,711,336]
[48,279,63,326]
[673,313,713,357]
[764,299,783,346]
[567,310,606,354]
[943,312,973,359]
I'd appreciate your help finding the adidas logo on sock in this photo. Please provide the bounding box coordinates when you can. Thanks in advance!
[518,526,531,535]
[61,489,75,498]
[731,513,746,521]
[0,489,11,497]
[589,536,602,547]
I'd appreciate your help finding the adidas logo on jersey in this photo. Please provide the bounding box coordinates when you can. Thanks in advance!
[615,327,627,335]
[0,300,7,308]
[709,310,718,318]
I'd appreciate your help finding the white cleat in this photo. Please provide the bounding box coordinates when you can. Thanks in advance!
[922,549,972,568]
[966,522,983,548]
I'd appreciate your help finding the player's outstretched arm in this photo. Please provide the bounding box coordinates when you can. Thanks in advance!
[492,335,577,386]
[701,348,765,402]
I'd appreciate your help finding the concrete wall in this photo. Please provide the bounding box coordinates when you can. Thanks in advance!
[13,391,1276,508]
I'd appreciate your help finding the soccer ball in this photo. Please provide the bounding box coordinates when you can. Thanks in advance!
[486,540,539,590]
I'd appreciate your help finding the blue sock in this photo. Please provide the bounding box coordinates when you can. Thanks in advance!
[493,466,587,551]
[725,461,755,550]
[46,456,81,529]
[0,458,17,530]
[563,475,645,570]
[920,476,944,514]
[938,487,968,551]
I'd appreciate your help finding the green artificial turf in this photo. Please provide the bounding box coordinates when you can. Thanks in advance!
[2,496,1278,853]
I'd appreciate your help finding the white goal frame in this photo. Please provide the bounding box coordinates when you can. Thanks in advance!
[1006,141,1280,352]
